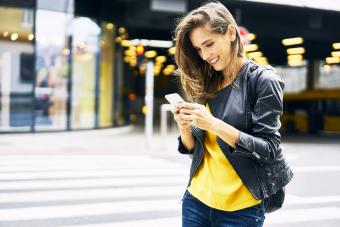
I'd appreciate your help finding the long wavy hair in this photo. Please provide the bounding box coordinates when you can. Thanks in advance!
[174,1,244,102]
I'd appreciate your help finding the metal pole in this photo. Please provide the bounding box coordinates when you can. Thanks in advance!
[145,61,154,149]
[160,104,171,149]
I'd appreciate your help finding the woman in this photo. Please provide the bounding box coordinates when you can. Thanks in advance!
[171,2,293,227]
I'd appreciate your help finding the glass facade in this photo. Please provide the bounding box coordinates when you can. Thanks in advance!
[0,6,34,132]
[0,0,127,133]
[71,17,99,129]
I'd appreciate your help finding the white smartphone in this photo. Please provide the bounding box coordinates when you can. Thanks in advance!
[165,93,185,105]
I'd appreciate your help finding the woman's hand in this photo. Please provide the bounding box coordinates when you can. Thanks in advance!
[177,102,217,132]
[170,103,192,131]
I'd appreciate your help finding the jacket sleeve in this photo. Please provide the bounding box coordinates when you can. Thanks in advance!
[231,71,284,163]
[177,136,195,155]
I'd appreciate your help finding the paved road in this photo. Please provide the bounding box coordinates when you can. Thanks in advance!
[0,127,339,226]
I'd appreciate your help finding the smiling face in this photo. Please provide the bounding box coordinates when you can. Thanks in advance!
[189,25,236,73]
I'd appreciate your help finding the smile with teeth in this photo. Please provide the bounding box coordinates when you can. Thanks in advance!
[210,57,219,64]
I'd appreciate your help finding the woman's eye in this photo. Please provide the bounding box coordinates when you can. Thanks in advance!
[206,42,213,47]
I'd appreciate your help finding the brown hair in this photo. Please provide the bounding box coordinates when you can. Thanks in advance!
[174,1,243,102]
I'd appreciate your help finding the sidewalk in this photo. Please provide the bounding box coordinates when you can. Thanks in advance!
[0,125,182,157]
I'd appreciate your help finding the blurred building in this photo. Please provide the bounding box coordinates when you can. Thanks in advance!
[0,0,132,132]
[1,0,340,134]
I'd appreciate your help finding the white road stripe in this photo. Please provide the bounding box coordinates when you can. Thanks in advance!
[0,163,186,172]
[0,186,185,203]
[0,199,180,221]
[0,168,188,180]
[61,217,181,227]
[265,207,340,224]
[292,165,340,173]
[0,176,187,190]
[286,194,340,205]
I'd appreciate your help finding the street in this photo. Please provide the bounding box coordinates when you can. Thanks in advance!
[0,127,340,226]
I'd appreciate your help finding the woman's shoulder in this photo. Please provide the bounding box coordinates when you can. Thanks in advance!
[247,63,284,96]
[250,64,283,86]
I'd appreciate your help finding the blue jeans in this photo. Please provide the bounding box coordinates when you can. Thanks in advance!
[182,190,265,227]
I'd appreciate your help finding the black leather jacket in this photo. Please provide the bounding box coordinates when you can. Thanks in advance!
[177,60,293,200]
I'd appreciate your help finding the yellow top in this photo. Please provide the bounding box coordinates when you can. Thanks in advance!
[188,104,261,211]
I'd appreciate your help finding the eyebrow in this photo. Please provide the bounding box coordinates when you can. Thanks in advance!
[193,39,213,49]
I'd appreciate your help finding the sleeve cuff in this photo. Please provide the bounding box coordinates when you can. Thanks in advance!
[177,136,194,154]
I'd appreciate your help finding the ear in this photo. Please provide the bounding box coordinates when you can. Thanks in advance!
[227,25,236,42]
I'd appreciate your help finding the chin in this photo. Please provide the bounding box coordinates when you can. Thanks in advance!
[212,64,223,71]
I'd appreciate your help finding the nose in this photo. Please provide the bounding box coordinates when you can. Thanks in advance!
[201,50,210,61]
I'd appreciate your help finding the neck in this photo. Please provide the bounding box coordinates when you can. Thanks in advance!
[221,57,246,88]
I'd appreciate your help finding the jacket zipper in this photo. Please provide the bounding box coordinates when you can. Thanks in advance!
[253,162,267,198]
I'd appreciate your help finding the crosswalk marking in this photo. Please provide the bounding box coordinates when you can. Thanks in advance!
[62,217,181,227]
[0,186,184,203]
[0,176,187,191]
[0,199,181,221]
[0,168,188,180]
[266,207,340,224]
[1,155,340,227]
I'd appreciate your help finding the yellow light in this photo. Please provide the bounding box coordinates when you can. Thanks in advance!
[323,64,331,72]
[256,61,268,66]
[106,23,114,30]
[155,56,167,63]
[331,51,340,57]
[247,33,256,41]
[326,57,340,64]
[121,40,131,47]
[163,68,173,76]
[254,56,268,66]
[118,27,126,34]
[3,31,8,37]
[155,61,163,66]
[154,71,160,76]
[282,37,304,46]
[62,48,70,56]
[124,49,136,56]
[142,106,148,115]
[154,68,160,76]
[129,45,136,51]
[168,47,176,55]
[288,59,303,66]
[115,37,122,43]
[10,33,18,41]
[166,64,176,70]
[139,65,146,74]
[28,34,34,41]
[244,44,258,52]
[247,51,263,59]
[130,60,137,67]
[287,47,305,55]
[99,40,105,47]
[332,43,340,49]
[154,65,161,72]
[288,54,303,61]
[144,50,157,58]
[124,56,130,63]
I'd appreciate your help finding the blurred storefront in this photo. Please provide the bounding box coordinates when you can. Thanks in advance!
[0,0,128,132]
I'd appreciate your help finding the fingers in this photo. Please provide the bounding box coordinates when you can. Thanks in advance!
[177,102,195,110]
[180,114,195,121]
[170,106,177,114]
[171,105,182,115]
[180,108,196,115]
[174,114,192,125]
